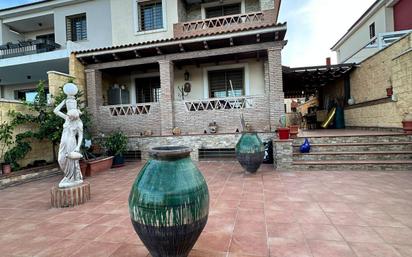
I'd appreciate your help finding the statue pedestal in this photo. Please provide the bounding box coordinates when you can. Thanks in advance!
[51,182,91,208]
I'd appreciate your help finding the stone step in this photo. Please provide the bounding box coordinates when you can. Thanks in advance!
[294,134,412,145]
[292,142,412,152]
[292,160,412,171]
[0,165,61,189]
[293,151,412,161]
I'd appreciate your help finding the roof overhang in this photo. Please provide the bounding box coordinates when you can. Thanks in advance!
[75,23,287,67]
[331,0,386,51]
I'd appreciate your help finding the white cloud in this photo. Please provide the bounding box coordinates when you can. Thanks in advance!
[279,0,376,67]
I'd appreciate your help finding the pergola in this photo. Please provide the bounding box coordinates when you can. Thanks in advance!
[282,63,356,99]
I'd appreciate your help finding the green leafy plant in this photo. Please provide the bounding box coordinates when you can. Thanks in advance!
[4,80,92,171]
[104,130,128,156]
[0,122,14,163]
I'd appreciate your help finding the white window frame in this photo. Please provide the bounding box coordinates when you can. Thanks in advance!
[203,63,250,99]
[201,0,245,19]
[133,0,167,35]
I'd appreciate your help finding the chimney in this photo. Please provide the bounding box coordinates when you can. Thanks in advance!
[326,57,331,66]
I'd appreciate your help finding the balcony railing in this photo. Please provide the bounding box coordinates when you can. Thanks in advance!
[173,10,276,38]
[0,39,61,59]
[106,103,155,117]
[184,96,255,112]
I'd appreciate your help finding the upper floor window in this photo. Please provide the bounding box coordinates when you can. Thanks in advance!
[205,3,241,18]
[208,68,244,98]
[369,22,375,39]
[138,1,163,31]
[66,13,87,41]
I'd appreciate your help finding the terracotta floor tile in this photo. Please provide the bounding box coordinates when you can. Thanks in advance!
[325,212,368,226]
[70,241,121,257]
[336,225,384,243]
[349,242,402,257]
[194,231,232,252]
[36,239,86,257]
[230,232,268,256]
[109,243,149,257]
[267,222,305,241]
[234,219,266,234]
[301,224,343,241]
[265,210,295,223]
[268,237,312,257]
[308,240,356,257]
[66,224,111,240]
[239,200,265,209]
[318,202,353,213]
[358,212,405,227]
[373,226,412,245]
[391,244,412,257]
[294,211,331,224]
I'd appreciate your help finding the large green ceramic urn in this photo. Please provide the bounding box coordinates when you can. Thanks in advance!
[129,146,209,257]
[235,132,265,173]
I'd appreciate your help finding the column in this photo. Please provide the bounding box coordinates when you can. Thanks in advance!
[159,60,174,135]
[267,47,285,132]
[85,69,103,135]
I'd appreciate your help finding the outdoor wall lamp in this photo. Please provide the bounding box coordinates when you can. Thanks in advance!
[184,70,190,81]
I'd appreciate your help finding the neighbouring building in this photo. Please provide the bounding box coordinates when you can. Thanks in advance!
[331,0,412,64]
[0,0,112,101]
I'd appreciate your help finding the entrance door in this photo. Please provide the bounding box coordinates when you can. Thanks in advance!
[135,77,160,103]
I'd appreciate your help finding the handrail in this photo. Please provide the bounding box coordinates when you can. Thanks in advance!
[183,96,257,112]
[0,39,61,59]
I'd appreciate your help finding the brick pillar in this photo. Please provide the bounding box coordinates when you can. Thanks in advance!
[267,47,285,132]
[273,139,293,171]
[159,60,174,135]
[85,69,103,135]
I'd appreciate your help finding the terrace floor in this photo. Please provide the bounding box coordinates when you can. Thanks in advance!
[1,162,412,257]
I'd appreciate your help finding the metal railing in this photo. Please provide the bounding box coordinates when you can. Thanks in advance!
[0,39,61,59]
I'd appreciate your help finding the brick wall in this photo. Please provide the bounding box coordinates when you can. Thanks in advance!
[345,33,412,128]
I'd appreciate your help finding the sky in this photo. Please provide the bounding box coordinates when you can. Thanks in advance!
[1,0,377,67]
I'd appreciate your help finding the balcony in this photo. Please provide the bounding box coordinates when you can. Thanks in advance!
[0,39,61,59]
[173,10,277,38]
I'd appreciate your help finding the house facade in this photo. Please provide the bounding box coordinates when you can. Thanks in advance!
[66,0,286,159]
[331,0,412,64]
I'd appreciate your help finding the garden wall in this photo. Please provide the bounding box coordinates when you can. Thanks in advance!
[0,100,54,168]
[345,33,412,128]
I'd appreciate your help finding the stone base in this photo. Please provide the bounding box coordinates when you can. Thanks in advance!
[51,182,91,208]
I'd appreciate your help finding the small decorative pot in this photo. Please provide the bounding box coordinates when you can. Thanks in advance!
[129,146,209,257]
[386,87,393,97]
[112,154,125,168]
[402,120,412,134]
[235,132,265,173]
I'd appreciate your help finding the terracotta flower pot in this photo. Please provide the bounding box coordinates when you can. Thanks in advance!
[402,120,412,134]
[2,164,11,175]
[86,156,114,176]
[289,125,299,139]
[386,87,393,97]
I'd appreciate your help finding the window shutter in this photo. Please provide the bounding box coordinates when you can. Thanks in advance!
[66,17,72,41]
[223,4,241,16]
[139,1,163,31]
[205,3,241,18]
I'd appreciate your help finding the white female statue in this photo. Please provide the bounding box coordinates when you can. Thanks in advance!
[54,83,84,188]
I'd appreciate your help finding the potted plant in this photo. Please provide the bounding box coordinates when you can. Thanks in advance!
[402,112,412,134]
[104,130,128,168]
[289,112,301,139]
[277,114,290,140]
[0,122,14,175]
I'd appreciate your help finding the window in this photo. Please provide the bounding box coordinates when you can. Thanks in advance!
[138,1,163,31]
[205,3,241,18]
[208,69,244,98]
[369,22,375,39]
[36,34,55,53]
[135,77,160,103]
[66,14,87,41]
[15,88,49,102]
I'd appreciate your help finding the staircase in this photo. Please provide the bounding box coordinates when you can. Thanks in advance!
[292,133,412,171]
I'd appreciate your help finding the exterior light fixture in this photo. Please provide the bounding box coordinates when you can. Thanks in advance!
[184,71,190,81]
